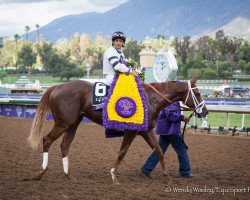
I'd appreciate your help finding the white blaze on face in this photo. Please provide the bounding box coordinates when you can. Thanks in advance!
[62,157,69,174]
[42,152,48,170]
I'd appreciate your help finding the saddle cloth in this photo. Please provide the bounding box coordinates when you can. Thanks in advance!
[92,82,109,110]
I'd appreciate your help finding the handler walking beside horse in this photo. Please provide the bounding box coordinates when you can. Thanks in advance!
[141,100,196,179]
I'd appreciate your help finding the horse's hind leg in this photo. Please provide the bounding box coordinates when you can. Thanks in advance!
[110,131,137,184]
[32,124,67,180]
[60,117,83,179]
[140,130,168,177]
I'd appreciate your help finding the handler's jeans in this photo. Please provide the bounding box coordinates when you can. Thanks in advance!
[141,134,190,176]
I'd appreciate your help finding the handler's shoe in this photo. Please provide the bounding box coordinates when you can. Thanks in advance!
[180,174,197,179]
[141,169,154,179]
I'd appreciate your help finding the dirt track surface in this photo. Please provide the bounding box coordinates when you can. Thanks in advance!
[0,116,250,200]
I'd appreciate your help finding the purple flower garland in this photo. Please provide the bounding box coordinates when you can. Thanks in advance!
[102,74,148,131]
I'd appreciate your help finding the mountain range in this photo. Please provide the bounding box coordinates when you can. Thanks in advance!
[27,0,250,43]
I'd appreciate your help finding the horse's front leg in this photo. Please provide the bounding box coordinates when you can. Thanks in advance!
[110,131,137,184]
[140,130,169,177]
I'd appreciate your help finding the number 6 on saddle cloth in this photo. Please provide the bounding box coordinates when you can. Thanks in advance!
[92,82,109,110]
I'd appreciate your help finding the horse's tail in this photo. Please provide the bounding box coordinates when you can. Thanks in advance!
[28,85,57,149]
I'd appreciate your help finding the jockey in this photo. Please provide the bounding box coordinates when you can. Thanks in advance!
[103,31,137,85]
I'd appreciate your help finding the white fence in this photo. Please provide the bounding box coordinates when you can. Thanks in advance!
[190,105,250,132]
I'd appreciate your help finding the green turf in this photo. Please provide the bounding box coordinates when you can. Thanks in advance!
[1,74,80,84]
[183,111,250,128]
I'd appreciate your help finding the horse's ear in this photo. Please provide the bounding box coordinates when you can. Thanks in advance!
[191,76,198,86]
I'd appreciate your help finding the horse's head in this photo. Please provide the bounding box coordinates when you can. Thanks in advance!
[181,76,209,118]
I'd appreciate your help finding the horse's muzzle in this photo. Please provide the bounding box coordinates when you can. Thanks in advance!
[197,109,209,118]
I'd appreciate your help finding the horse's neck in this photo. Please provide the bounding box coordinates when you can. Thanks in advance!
[144,82,180,115]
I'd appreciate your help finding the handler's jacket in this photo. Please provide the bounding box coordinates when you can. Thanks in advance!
[103,46,130,85]
[156,101,184,135]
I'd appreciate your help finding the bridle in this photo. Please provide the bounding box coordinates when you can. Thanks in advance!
[184,81,205,115]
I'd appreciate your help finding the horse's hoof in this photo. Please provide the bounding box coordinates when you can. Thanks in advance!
[113,180,120,185]
[29,169,47,181]
[31,174,43,181]
[64,173,70,180]
[22,177,32,181]
[162,171,169,177]
[64,173,78,182]
[163,174,172,182]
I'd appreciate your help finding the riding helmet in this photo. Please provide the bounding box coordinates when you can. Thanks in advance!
[112,31,126,43]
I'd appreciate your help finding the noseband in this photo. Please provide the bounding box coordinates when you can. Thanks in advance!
[184,81,205,114]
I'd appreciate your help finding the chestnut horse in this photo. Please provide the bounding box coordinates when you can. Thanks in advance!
[27,76,208,184]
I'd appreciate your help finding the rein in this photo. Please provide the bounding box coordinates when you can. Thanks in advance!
[146,83,194,111]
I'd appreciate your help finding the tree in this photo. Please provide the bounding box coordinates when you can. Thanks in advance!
[14,34,20,68]
[50,52,82,81]
[14,34,20,52]
[0,71,7,82]
[35,24,40,43]
[174,36,191,64]
[79,33,91,61]
[236,44,250,63]
[156,34,165,40]
[194,36,217,62]
[60,65,84,81]
[55,38,70,56]
[25,26,30,41]
[215,30,241,62]
[18,43,36,73]
[187,68,202,79]
[0,39,16,68]
[217,61,232,78]
[37,42,54,73]
[201,68,217,79]
[244,62,250,74]
[181,60,207,78]
[123,40,144,63]
[215,30,227,58]
[70,32,82,65]
[91,47,104,72]
[238,60,247,72]
[38,42,81,80]
[0,36,3,48]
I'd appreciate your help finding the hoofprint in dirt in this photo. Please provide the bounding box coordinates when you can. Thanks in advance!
[0,116,249,200]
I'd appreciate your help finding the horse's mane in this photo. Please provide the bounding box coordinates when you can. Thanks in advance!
[149,81,187,93]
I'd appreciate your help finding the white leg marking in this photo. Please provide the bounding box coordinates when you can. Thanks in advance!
[110,168,115,181]
[42,152,48,170]
[62,157,69,174]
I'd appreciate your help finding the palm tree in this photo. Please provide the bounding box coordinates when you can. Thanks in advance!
[35,23,40,43]
[14,34,20,51]
[14,34,20,68]
[0,36,3,48]
[156,34,165,40]
[25,26,30,41]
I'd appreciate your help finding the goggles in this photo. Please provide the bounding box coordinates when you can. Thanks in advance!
[113,33,125,38]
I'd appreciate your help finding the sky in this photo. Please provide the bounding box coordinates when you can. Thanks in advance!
[0,0,128,38]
